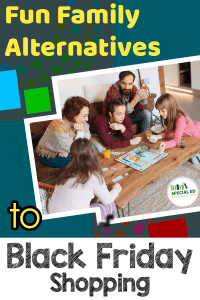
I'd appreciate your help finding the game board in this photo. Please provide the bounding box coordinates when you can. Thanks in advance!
[115,145,169,172]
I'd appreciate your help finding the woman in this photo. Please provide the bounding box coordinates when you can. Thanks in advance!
[48,138,121,219]
[36,96,90,168]
[89,98,142,149]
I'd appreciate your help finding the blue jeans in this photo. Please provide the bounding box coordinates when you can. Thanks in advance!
[128,109,151,132]
[40,154,70,168]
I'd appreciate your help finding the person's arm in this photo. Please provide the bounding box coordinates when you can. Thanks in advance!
[126,102,134,113]
[149,134,163,143]
[93,177,119,205]
[75,131,85,139]
[83,122,91,140]
[98,122,130,149]
[74,122,91,140]
[163,116,187,149]
[121,114,134,140]
[73,123,85,140]
[160,128,173,139]
[129,88,148,110]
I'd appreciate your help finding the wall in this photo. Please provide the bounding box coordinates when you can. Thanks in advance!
[57,66,161,116]
[191,61,200,90]
[164,64,179,86]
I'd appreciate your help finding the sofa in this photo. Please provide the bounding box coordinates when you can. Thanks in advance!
[30,83,155,186]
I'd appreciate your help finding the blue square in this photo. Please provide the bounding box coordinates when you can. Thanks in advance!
[0,70,21,111]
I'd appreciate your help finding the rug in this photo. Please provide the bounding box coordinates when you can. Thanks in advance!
[117,160,200,217]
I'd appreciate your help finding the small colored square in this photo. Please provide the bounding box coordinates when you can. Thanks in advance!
[24,87,51,114]
[0,70,21,111]
[148,218,188,237]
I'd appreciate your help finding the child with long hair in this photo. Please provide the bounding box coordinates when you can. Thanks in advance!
[47,138,122,219]
[149,93,200,163]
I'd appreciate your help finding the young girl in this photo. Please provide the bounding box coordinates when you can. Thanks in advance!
[89,98,142,149]
[47,138,122,219]
[149,93,200,163]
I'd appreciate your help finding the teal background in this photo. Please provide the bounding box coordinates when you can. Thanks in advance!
[0,0,200,237]
[0,122,91,237]
[114,0,200,66]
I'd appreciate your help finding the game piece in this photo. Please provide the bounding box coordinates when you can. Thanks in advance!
[111,151,125,155]
[124,173,129,176]
[102,167,108,172]
[111,167,117,170]
[115,145,169,172]
[112,175,123,183]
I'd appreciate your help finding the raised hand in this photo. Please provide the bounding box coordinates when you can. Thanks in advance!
[74,123,84,132]
[109,123,124,131]
[149,135,158,143]
[138,88,149,100]
[113,182,122,193]
[130,136,142,145]
[159,142,165,153]
[58,152,68,158]
[134,88,142,103]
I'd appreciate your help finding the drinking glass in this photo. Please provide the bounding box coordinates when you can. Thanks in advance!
[145,129,152,138]
[178,137,186,150]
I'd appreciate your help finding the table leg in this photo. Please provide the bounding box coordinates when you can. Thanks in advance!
[117,208,120,218]
[122,208,125,217]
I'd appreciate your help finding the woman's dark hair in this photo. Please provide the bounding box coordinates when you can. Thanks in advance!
[106,98,125,121]
[62,96,90,122]
[56,138,103,187]
[155,93,188,131]
[119,70,135,82]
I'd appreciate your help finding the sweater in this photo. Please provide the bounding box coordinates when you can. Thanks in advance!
[103,81,144,115]
[160,114,200,149]
[48,174,119,213]
[36,119,90,158]
[89,114,133,149]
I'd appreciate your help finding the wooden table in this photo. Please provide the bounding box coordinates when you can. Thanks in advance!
[98,132,200,216]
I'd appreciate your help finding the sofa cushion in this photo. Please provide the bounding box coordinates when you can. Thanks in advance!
[83,83,111,103]
[89,102,103,119]
[131,122,139,135]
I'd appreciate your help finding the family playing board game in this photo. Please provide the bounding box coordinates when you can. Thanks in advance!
[37,70,200,218]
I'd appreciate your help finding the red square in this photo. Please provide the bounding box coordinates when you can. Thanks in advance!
[148,218,188,237]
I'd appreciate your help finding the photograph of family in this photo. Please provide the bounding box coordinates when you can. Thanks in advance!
[29,62,200,221]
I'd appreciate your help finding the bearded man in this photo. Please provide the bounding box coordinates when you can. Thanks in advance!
[103,70,151,132]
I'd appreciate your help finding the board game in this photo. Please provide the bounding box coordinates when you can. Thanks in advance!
[115,145,169,172]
